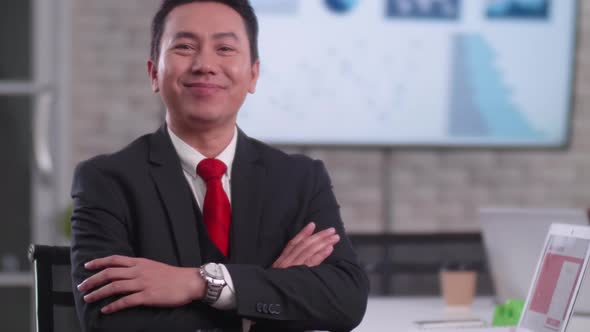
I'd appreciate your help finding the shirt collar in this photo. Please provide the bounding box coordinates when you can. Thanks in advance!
[167,125,238,180]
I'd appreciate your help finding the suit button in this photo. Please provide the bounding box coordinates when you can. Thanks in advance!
[269,304,281,315]
[262,303,269,314]
[256,302,263,313]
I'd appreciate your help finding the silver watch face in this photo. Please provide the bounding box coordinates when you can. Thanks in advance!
[203,263,223,279]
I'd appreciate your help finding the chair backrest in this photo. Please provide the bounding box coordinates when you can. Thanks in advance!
[349,233,493,296]
[28,244,80,332]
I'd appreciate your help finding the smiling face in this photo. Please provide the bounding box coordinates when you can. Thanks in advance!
[148,1,260,134]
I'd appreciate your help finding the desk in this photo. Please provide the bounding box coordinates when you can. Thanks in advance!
[355,297,590,332]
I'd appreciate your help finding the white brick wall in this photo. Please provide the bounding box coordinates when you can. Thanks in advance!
[70,0,590,234]
[71,0,163,162]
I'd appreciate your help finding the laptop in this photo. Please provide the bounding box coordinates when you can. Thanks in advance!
[421,223,590,332]
[479,208,590,314]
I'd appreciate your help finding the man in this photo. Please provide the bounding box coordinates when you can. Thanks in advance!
[70,1,369,331]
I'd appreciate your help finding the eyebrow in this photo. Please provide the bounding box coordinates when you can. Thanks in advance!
[171,31,240,42]
[212,32,239,41]
[172,31,198,42]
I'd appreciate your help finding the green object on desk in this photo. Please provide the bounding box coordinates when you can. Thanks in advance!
[492,299,524,327]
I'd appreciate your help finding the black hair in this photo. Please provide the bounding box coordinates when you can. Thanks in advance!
[150,0,259,63]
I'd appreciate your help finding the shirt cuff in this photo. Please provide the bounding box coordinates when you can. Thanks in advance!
[211,264,237,310]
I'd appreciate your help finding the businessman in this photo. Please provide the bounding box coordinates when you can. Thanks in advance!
[70,1,369,331]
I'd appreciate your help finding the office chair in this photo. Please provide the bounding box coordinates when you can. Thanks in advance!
[28,244,80,332]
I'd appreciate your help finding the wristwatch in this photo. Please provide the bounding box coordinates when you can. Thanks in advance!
[199,263,227,305]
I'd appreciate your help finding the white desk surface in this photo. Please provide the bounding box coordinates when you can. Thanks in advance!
[355,297,590,332]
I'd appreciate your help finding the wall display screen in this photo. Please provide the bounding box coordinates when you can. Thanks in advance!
[238,0,577,146]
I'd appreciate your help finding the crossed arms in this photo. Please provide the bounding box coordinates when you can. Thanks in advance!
[76,223,339,313]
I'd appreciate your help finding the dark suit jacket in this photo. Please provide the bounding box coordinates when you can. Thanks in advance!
[70,126,369,332]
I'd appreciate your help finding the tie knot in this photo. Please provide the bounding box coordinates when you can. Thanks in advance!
[197,158,227,182]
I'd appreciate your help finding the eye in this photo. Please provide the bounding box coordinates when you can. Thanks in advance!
[218,46,235,53]
[175,44,191,50]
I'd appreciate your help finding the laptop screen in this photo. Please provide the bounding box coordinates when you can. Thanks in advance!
[520,235,590,332]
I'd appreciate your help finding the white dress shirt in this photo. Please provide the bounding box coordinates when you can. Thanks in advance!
[167,126,237,310]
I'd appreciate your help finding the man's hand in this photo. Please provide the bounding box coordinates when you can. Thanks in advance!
[272,222,340,268]
[77,255,205,314]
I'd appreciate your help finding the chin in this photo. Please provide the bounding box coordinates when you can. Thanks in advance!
[185,112,232,128]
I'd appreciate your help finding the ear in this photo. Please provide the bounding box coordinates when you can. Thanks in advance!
[247,60,260,94]
[147,59,160,93]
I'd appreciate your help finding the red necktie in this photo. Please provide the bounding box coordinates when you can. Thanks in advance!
[196,158,231,256]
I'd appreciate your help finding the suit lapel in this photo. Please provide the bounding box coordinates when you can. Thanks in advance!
[148,125,202,267]
[229,129,265,264]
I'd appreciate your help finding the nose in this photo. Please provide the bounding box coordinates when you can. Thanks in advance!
[191,48,217,75]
